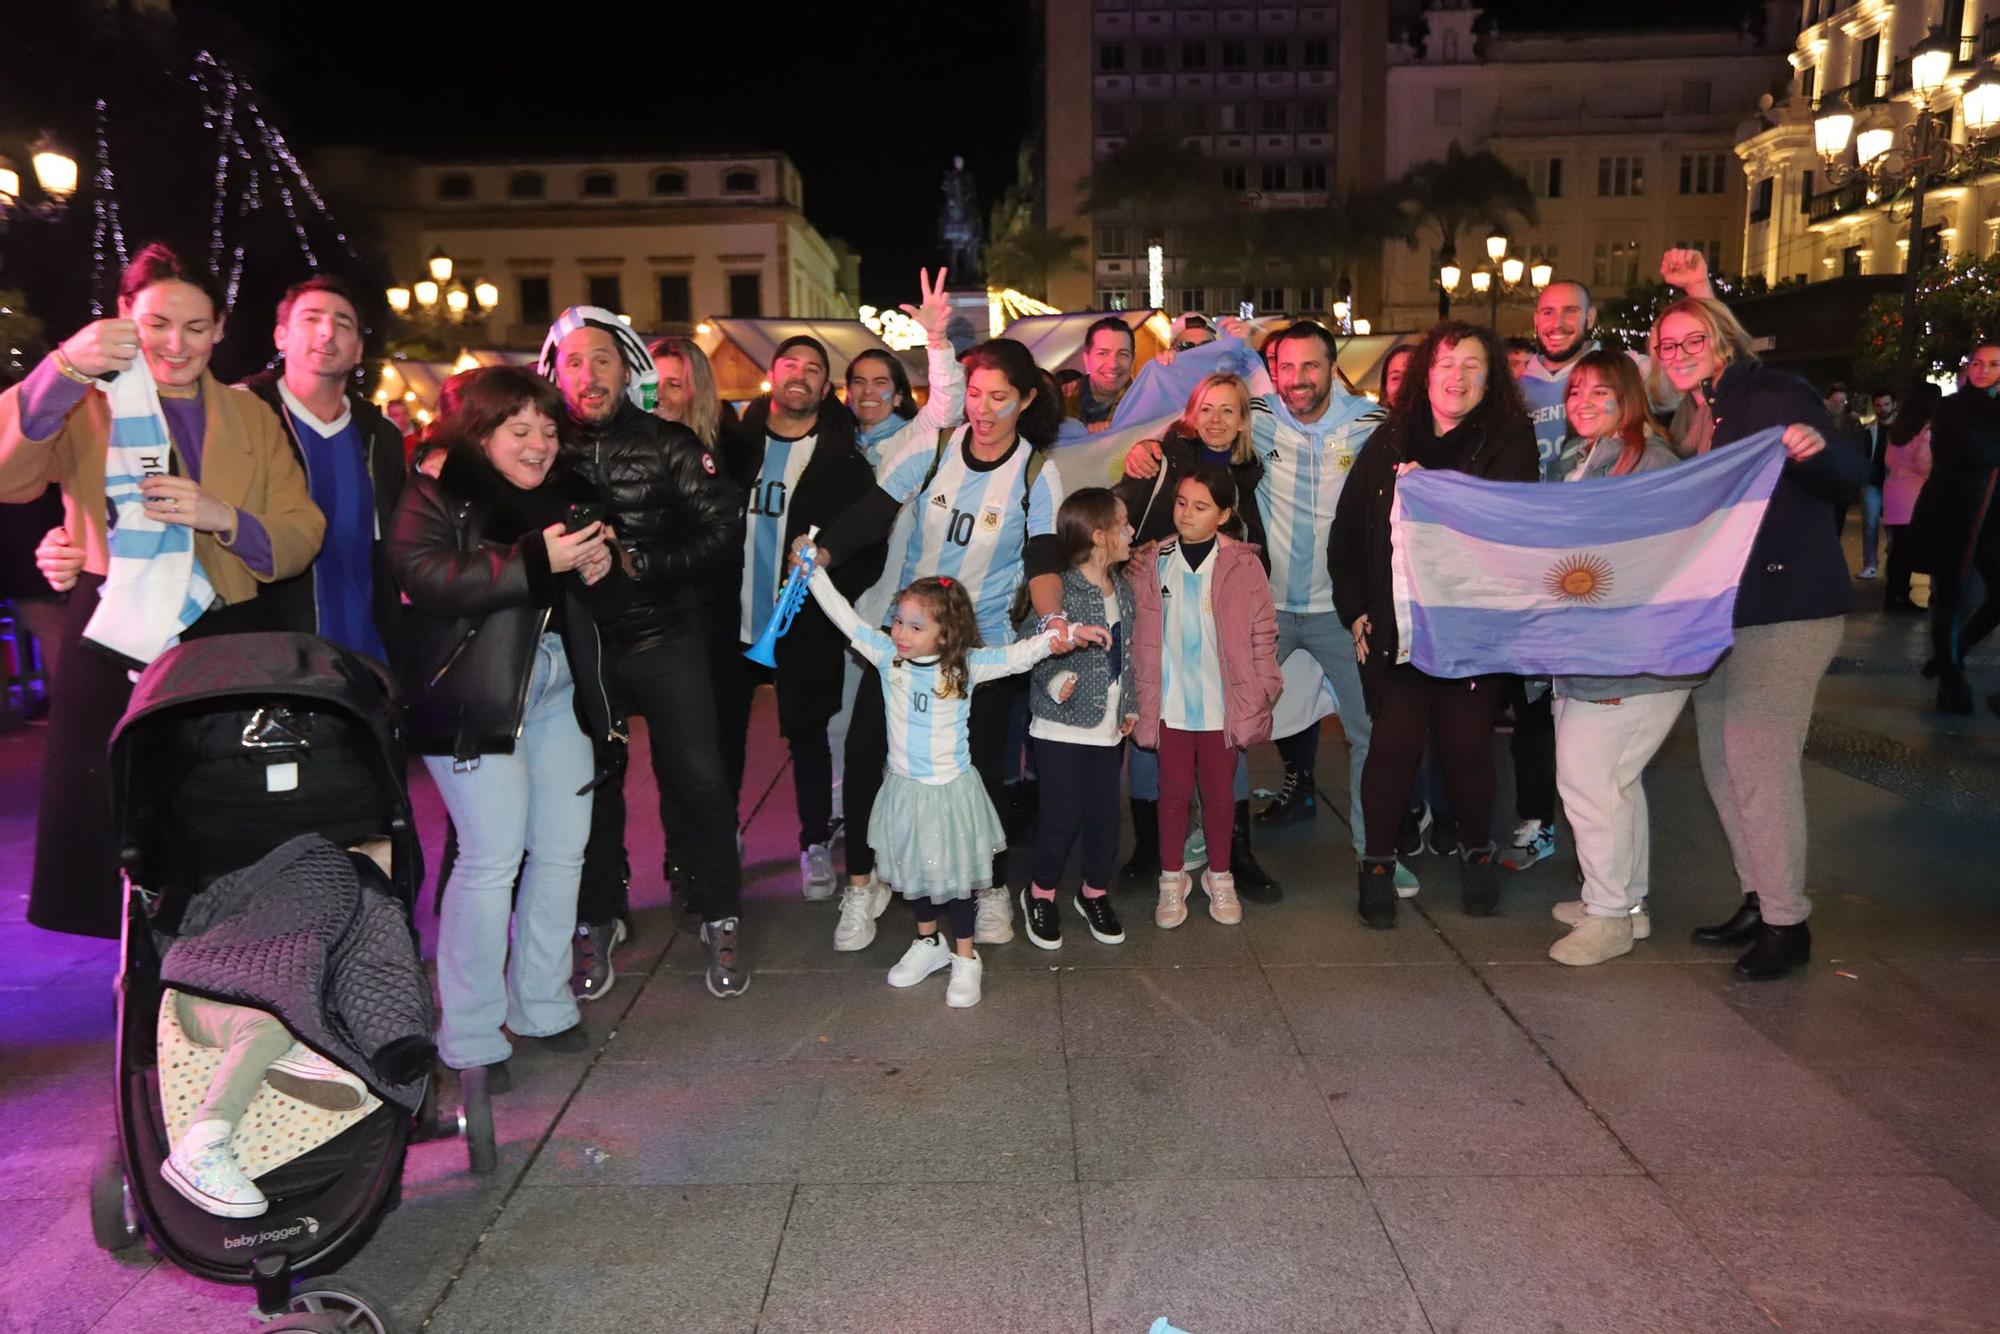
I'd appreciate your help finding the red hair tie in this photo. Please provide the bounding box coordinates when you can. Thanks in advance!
[938,577,953,588]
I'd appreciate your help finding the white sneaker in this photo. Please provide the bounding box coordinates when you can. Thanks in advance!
[945,951,984,1008]
[1549,914,1635,966]
[886,934,953,988]
[1183,822,1208,873]
[833,877,892,952]
[800,843,837,901]
[1202,869,1242,925]
[972,885,1014,945]
[265,1043,368,1111]
[161,1120,266,1218]
[1393,862,1420,899]
[1552,898,1651,939]
[1155,870,1192,929]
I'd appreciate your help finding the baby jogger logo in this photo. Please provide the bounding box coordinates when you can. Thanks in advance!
[221,1215,320,1249]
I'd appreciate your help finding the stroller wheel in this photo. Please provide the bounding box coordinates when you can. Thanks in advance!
[89,1138,141,1252]
[275,1276,396,1332]
[459,1067,497,1174]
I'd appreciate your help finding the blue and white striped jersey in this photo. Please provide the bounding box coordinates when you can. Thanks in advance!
[1157,543,1225,732]
[808,566,1055,784]
[1253,389,1387,614]
[739,432,817,645]
[877,424,1065,643]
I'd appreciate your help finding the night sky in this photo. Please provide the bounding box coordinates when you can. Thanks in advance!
[203,2,1037,308]
[201,0,1760,306]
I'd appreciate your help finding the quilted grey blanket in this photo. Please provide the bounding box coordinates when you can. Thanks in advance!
[161,834,434,1112]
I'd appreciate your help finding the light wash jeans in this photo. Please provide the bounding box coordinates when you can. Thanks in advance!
[424,634,593,1069]
[1276,609,1371,856]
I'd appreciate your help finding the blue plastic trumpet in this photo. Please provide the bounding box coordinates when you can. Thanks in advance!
[744,525,819,667]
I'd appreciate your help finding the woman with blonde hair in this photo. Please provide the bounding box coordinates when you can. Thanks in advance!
[649,335,731,449]
[1116,371,1266,549]
[1652,294,1865,979]
[1113,370,1280,902]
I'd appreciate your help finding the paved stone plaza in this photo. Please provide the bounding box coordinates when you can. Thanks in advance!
[2,599,1998,1333]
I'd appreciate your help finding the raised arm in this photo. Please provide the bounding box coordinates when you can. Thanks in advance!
[806,563,892,665]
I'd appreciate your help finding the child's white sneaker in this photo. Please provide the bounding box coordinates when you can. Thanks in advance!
[161,1119,267,1218]
[1155,870,1192,929]
[265,1043,368,1111]
[886,934,953,988]
[945,951,984,1008]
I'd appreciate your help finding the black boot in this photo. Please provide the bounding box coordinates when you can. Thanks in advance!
[1690,892,1761,946]
[1936,669,1975,716]
[1734,921,1811,980]
[1121,799,1160,889]
[1231,801,1282,903]
[1256,766,1316,826]
[1357,857,1398,929]
[1459,843,1499,916]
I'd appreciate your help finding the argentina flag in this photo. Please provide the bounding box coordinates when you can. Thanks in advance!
[1390,431,1788,678]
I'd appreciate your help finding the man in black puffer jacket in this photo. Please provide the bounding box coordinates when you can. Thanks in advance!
[540,306,749,1001]
[717,335,889,904]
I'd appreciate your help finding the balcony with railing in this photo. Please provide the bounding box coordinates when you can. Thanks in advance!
[1815,72,1890,111]
[1807,179,1873,223]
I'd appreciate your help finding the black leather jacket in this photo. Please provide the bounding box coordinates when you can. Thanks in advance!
[387,449,624,768]
[561,399,743,651]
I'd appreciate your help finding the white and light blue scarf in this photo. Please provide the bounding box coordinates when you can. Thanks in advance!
[82,366,214,666]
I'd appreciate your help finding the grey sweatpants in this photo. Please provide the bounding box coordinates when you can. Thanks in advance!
[175,992,292,1128]
[1689,616,1843,927]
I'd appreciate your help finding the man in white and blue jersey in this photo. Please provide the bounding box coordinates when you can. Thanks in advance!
[814,338,1069,951]
[716,334,889,901]
[1253,321,1396,879]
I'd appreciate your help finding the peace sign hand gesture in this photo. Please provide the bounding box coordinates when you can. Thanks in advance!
[903,268,952,347]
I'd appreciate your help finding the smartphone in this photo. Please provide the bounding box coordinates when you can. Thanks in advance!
[564,501,607,533]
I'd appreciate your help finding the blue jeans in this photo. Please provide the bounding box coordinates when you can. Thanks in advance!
[424,634,593,1069]
[1861,485,1882,571]
[1276,609,1370,855]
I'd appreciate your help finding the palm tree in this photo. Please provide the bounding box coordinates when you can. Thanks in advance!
[982,224,1088,301]
[1078,132,1212,253]
[1395,141,1538,317]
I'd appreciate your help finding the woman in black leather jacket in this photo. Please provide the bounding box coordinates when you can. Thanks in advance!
[388,366,624,1081]
[1115,371,1268,556]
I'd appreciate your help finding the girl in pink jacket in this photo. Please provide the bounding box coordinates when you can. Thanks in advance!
[1130,467,1284,930]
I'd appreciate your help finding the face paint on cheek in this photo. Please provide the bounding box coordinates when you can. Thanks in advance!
[992,399,1018,419]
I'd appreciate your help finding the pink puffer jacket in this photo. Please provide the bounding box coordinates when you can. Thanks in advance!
[1129,534,1284,751]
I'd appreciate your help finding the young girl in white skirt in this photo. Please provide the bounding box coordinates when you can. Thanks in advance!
[799,552,1102,1006]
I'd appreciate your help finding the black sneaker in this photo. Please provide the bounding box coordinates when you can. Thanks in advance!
[1073,891,1125,944]
[1425,813,1460,858]
[1396,804,1430,859]
[1020,889,1062,950]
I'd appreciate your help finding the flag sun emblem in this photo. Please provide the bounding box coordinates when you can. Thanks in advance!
[1543,553,1613,602]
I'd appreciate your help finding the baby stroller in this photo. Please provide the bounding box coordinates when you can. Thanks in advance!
[88,632,487,1332]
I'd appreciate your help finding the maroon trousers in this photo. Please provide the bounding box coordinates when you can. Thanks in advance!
[1156,726,1237,873]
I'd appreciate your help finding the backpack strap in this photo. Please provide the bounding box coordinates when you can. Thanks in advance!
[916,426,955,499]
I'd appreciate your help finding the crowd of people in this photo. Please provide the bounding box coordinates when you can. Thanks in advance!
[3,240,1995,1094]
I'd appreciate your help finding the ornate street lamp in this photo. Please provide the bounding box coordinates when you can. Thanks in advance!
[1812,30,2000,389]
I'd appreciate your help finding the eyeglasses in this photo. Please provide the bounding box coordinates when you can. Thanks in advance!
[1657,332,1710,359]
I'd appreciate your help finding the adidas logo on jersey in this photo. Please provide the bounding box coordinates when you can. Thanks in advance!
[1265,449,1281,464]
[931,493,949,508]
